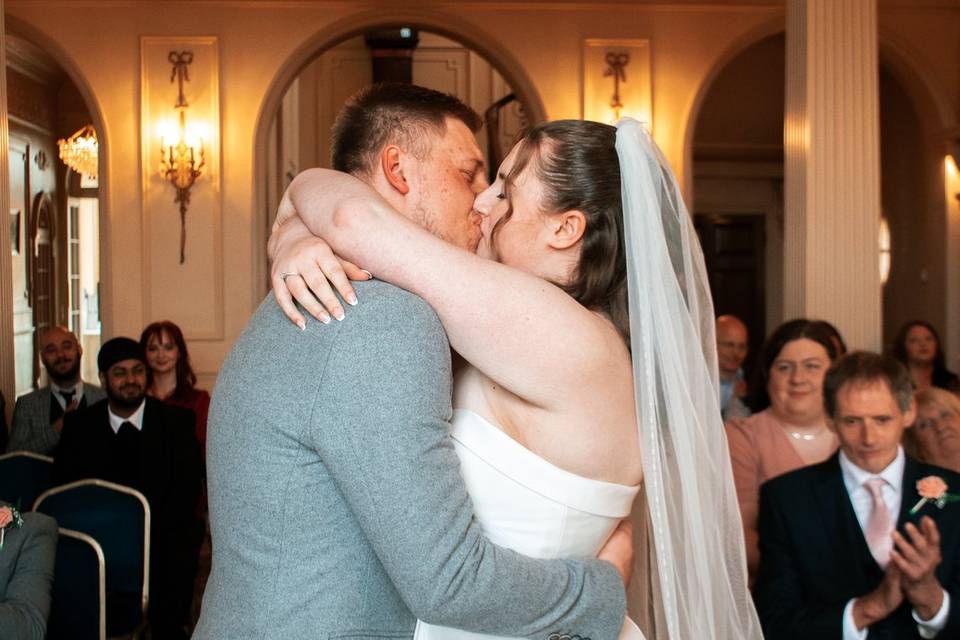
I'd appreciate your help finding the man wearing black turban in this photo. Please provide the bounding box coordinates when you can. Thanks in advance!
[54,336,202,640]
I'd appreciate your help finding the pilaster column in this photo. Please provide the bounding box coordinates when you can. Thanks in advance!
[784,0,882,350]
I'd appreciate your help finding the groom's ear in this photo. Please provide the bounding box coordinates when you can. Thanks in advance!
[547,209,587,250]
[379,145,411,196]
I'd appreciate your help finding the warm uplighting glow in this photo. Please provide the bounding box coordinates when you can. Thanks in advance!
[945,154,960,212]
[946,154,959,178]
[879,217,891,286]
[57,125,98,180]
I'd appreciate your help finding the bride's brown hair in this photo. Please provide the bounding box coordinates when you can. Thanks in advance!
[502,120,630,347]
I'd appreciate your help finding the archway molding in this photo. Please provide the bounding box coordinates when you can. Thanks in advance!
[680,16,785,201]
[4,14,114,339]
[250,8,547,301]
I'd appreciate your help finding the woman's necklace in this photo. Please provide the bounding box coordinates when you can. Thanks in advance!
[787,426,827,441]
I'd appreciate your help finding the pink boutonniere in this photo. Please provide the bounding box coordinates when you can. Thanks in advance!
[909,476,960,515]
[0,504,24,552]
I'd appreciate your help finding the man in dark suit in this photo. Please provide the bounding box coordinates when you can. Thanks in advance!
[54,337,201,640]
[755,351,960,639]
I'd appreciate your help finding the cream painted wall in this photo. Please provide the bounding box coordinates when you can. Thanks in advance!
[5,1,958,382]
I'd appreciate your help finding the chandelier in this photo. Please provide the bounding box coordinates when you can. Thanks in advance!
[57,125,98,180]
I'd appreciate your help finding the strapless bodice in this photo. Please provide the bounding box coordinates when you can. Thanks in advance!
[414,409,644,640]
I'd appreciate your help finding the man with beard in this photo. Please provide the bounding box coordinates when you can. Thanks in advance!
[54,337,201,640]
[8,326,106,454]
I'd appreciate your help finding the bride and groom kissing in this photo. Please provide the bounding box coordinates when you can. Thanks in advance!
[193,83,759,640]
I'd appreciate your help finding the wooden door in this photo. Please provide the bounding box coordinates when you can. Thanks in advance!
[694,213,767,364]
[29,191,56,385]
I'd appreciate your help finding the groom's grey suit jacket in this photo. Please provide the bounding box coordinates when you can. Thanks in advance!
[194,281,626,640]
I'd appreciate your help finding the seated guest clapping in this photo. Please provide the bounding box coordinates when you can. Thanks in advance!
[54,337,202,640]
[755,352,960,639]
[9,326,106,455]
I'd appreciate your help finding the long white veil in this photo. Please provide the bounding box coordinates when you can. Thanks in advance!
[616,118,762,640]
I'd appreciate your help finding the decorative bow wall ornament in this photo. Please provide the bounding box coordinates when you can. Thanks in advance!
[604,52,630,120]
[159,50,205,264]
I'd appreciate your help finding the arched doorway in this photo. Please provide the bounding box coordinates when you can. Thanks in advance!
[5,19,109,392]
[688,30,955,367]
[251,12,546,299]
[689,33,786,362]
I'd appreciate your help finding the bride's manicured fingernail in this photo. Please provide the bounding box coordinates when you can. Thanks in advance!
[347,293,358,306]
[333,308,345,321]
[360,269,373,279]
[318,313,331,325]
[296,319,306,331]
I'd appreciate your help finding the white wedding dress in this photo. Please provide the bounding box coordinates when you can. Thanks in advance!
[414,409,646,640]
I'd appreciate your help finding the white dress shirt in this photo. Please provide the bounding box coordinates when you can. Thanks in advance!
[839,447,950,639]
[107,400,146,434]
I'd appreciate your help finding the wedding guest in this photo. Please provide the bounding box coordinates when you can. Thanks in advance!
[54,337,201,640]
[755,352,960,639]
[905,387,960,473]
[717,315,751,420]
[892,320,960,393]
[8,326,106,455]
[726,318,840,584]
[140,321,210,456]
[0,503,57,640]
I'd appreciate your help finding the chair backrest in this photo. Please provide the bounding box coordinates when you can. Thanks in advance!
[34,479,150,619]
[47,528,106,640]
[0,451,53,509]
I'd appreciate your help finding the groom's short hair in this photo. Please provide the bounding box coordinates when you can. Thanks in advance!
[331,83,482,178]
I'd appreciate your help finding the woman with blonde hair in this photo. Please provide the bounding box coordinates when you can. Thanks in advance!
[907,386,960,473]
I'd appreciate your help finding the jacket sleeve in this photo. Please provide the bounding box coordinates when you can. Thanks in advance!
[0,512,58,640]
[312,292,626,640]
[9,396,51,455]
[754,480,845,640]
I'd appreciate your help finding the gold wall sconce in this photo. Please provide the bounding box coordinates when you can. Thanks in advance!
[57,125,98,180]
[159,50,205,264]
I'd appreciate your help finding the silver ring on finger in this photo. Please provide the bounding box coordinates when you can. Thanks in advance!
[280,271,300,282]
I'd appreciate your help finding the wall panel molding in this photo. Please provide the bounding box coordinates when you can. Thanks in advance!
[140,36,223,342]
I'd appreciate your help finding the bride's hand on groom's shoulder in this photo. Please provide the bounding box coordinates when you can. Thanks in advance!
[598,520,635,588]
[269,216,371,330]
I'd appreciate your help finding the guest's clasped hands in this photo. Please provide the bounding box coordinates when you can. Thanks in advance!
[855,516,945,628]
[891,517,945,619]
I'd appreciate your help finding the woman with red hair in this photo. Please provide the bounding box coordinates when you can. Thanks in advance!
[140,320,210,455]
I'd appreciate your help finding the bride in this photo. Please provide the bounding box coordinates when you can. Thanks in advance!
[269,117,761,640]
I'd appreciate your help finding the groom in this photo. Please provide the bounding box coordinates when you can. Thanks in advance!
[194,84,631,640]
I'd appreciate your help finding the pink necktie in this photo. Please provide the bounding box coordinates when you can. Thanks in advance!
[865,477,893,567]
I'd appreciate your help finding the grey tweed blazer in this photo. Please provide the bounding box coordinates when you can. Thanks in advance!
[194,282,626,640]
[0,511,57,640]
[9,383,107,455]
